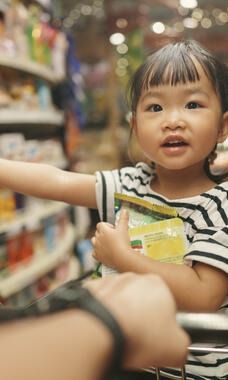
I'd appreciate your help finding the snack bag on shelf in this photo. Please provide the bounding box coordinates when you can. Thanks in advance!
[6,226,21,270]
[0,133,25,161]
[101,193,187,277]
[0,232,9,278]
[0,187,16,222]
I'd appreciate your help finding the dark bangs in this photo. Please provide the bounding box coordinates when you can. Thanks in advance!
[129,40,228,114]
[143,46,200,87]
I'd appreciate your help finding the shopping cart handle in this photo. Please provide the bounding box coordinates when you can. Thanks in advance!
[176,312,228,344]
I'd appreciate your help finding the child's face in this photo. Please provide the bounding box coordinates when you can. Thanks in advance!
[131,61,228,173]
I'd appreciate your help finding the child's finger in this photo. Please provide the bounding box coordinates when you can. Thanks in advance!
[96,222,115,231]
[117,209,129,231]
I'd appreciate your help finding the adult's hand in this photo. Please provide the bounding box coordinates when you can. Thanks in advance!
[85,272,190,369]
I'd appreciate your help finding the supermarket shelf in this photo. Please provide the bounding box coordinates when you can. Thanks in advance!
[0,201,70,234]
[0,109,64,125]
[0,53,65,83]
[0,223,76,298]
[67,256,81,281]
[46,158,68,169]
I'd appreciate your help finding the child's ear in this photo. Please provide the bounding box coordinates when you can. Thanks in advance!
[130,115,137,134]
[217,111,228,143]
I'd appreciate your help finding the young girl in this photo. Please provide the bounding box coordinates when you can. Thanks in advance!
[91,40,228,379]
[0,40,227,379]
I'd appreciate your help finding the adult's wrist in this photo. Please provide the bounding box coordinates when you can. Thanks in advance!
[26,280,125,373]
[70,309,114,380]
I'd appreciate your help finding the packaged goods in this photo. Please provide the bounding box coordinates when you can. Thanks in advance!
[0,187,16,222]
[101,193,187,277]
[42,216,57,252]
[20,226,34,262]
[114,192,178,228]
[0,232,9,278]
[129,217,186,265]
[6,226,21,270]
[0,133,25,161]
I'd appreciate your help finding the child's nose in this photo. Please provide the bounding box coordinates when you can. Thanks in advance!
[162,112,186,131]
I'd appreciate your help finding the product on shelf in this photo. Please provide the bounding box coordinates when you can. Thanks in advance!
[0,133,24,160]
[40,139,65,164]
[0,133,66,166]
[32,223,45,258]
[6,225,23,269]
[76,238,97,272]
[0,0,80,310]
[1,1,67,77]
[0,203,71,279]
[0,187,16,222]
[0,68,54,111]
[0,232,9,277]
[20,225,34,261]
[42,215,58,252]
[24,139,42,162]
[1,254,75,307]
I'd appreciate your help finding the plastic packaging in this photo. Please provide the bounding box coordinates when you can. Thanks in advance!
[101,193,187,277]
[114,192,178,228]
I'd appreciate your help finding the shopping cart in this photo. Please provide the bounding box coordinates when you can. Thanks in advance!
[155,312,228,380]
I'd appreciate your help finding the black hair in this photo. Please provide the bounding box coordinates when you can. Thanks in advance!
[128,39,228,183]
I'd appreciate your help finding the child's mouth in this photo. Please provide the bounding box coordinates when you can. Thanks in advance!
[162,141,188,147]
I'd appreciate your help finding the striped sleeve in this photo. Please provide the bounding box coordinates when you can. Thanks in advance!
[95,163,153,223]
[95,168,126,224]
[183,186,228,275]
[184,226,228,274]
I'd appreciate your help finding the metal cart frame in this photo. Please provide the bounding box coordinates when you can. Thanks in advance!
[155,312,228,380]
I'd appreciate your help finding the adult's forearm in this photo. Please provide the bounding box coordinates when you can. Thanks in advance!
[0,309,113,380]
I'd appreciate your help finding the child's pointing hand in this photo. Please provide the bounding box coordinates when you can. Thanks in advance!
[91,210,131,269]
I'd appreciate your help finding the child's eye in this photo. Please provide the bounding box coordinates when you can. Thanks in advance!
[186,102,202,109]
[147,104,163,112]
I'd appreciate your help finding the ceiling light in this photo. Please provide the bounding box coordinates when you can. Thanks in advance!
[81,5,92,16]
[178,6,189,16]
[180,0,198,9]
[183,17,198,28]
[218,12,228,23]
[192,8,204,20]
[151,22,165,34]
[115,67,127,77]
[212,8,222,18]
[109,33,125,45]
[116,44,128,54]
[116,18,128,28]
[117,58,129,67]
[201,18,212,28]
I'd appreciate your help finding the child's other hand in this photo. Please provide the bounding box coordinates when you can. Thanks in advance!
[91,210,131,269]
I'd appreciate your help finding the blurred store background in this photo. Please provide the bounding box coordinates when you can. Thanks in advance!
[56,0,228,171]
[0,0,227,306]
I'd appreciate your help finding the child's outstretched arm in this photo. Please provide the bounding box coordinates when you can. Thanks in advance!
[91,210,228,312]
[0,158,97,208]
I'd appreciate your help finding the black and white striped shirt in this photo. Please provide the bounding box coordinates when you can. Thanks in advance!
[95,162,228,380]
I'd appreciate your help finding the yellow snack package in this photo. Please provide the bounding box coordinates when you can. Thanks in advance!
[129,217,186,264]
[99,193,186,277]
[115,193,187,265]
